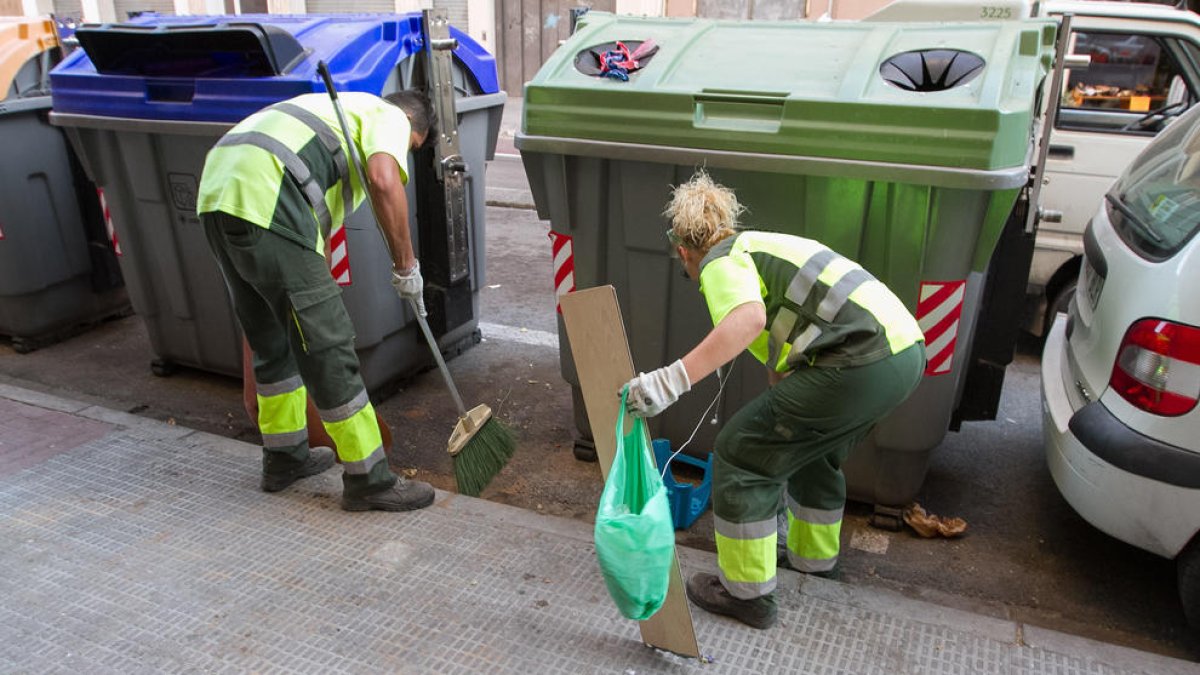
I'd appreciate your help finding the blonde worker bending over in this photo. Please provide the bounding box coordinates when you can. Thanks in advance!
[622,170,926,629]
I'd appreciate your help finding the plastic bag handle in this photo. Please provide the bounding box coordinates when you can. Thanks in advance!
[615,386,630,442]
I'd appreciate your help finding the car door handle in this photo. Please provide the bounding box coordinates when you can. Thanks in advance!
[1048,144,1075,159]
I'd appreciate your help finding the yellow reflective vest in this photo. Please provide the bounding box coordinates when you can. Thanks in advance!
[198,92,412,255]
[699,231,924,370]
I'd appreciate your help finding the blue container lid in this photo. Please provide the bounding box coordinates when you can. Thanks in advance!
[50,13,499,123]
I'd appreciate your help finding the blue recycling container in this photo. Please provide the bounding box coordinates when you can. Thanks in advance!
[49,14,505,389]
[51,14,499,122]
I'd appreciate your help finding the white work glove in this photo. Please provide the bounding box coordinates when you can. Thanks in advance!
[622,360,691,418]
[392,261,426,317]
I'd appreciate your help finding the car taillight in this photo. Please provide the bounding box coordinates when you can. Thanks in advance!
[1110,318,1200,416]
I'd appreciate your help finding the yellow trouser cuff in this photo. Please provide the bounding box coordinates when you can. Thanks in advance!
[324,402,382,464]
[257,385,307,436]
[715,531,777,584]
[788,511,843,561]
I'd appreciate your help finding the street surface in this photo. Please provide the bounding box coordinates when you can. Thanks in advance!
[1,102,1197,660]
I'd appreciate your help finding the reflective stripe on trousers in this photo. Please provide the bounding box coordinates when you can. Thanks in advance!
[320,388,385,474]
[714,515,778,599]
[783,495,843,573]
[257,374,308,450]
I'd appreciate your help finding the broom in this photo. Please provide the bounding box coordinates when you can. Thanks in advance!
[317,61,515,497]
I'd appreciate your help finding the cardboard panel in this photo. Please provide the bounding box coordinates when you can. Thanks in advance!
[559,285,699,659]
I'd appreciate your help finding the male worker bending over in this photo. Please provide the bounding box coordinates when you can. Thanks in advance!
[197,90,436,512]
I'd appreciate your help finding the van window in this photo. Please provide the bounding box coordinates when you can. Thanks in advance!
[1059,31,1192,133]
[1109,108,1200,260]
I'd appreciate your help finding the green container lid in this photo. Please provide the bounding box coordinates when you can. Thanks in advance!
[522,13,1056,173]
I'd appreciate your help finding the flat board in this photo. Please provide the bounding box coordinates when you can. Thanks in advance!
[559,285,700,659]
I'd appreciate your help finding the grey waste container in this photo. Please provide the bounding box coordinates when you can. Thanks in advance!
[0,17,126,353]
[49,13,504,392]
[518,12,1056,517]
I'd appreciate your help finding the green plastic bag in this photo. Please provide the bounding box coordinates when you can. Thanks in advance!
[593,389,675,621]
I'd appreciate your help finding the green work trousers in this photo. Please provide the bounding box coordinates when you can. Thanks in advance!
[712,344,925,599]
[202,211,395,495]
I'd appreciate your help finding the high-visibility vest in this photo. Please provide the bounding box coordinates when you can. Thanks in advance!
[198,93,411,255]
[699,231,924,371]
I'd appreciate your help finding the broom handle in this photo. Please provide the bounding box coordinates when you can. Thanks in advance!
[317,61,469,418]
[409,299,468,415]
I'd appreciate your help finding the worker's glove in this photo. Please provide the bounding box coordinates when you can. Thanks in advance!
[622,360,691,418]
[392,262,426,317]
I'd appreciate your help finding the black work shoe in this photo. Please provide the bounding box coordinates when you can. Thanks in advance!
[685,573,778,629]
[340,477,435,512]
[261,446,336,493]
[777,551,841,580]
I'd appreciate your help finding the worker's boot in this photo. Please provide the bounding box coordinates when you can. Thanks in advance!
[261,446,336,492]
[685,573,778,629]
[341,463,435,512]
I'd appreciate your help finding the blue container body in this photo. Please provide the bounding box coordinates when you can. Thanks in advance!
[651,438,713,530]
[49,12,499,123]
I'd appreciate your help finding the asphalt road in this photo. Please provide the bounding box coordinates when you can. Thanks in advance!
[2,165,1197,662]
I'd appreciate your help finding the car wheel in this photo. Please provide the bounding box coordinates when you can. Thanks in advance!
[1045,278,1078,332]
[1178,535,1200,631]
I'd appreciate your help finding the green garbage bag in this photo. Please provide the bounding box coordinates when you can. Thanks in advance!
[594,389,675,620]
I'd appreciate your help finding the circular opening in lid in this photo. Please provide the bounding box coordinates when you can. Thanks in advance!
[574,40,658,77]
[880,49,985,92]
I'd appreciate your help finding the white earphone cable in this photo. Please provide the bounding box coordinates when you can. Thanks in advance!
[660,356,736,482]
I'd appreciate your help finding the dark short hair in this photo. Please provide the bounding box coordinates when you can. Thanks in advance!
[384,90,437,146]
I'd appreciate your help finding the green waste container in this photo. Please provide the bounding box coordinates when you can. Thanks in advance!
[518,12,1056,517]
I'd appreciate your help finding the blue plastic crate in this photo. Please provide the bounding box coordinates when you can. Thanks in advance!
[651,438,712,530]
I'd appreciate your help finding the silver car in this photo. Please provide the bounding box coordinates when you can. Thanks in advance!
[1041,103,1200,631]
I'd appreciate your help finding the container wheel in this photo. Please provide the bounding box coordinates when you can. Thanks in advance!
[151,359,178,377]
[1177,534,1200,633]
[869,505,904,532]
[12,338,36,354]
[573,438,597,463]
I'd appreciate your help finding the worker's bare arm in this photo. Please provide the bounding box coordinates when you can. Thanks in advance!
[366,152,415,272]
[680,301,766,385]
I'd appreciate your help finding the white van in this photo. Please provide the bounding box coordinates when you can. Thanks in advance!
[868,0,1200,335]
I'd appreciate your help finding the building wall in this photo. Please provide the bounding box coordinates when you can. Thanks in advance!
[494,0,617,93]
[687,0,891,20]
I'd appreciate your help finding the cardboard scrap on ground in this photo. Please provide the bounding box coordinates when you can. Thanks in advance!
[903,503,968,538]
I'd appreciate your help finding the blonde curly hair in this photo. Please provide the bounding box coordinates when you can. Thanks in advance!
[665,169,743,252]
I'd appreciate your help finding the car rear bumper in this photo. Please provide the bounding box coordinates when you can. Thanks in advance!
[1041,316,1200,559]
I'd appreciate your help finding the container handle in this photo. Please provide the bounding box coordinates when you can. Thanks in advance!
[693,91,786,134]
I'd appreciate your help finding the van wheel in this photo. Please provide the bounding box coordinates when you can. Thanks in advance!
[1178,535,1200,631]
[1045,279,1078,332]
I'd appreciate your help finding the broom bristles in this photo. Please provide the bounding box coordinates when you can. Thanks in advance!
[453,417,516,497]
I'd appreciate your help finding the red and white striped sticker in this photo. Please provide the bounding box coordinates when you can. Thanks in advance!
[329,224,351,286]
[549,230,575,314]
[0,222,5,240]
[917,280,966,376]
[96,188,121,256]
